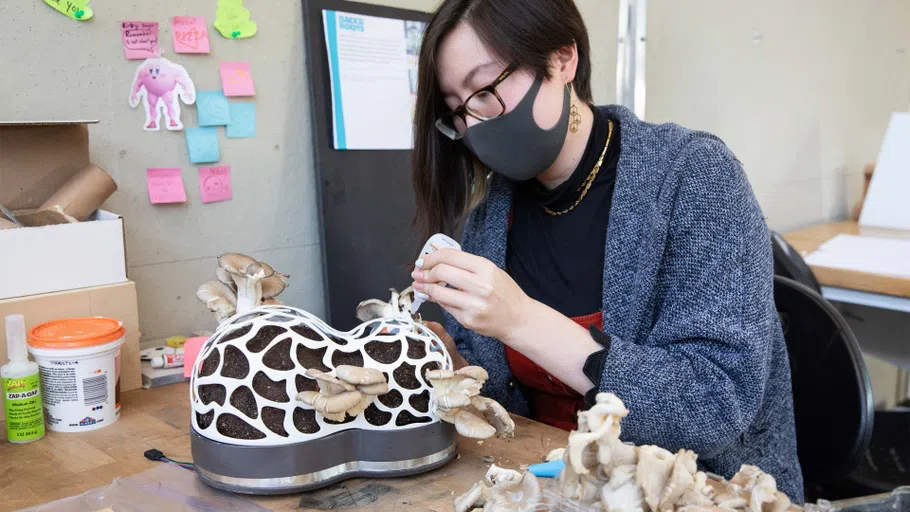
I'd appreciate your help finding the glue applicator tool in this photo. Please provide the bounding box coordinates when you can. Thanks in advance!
[410,233,461,314]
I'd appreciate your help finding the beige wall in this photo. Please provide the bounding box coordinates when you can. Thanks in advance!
[646,0,910,232]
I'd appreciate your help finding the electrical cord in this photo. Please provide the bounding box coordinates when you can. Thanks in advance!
[144,448,195,471]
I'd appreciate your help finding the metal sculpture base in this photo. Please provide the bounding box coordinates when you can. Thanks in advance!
[191,422,458,495]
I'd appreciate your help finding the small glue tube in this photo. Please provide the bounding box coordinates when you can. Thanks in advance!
[151,352,184,369]
[410,233,461,314]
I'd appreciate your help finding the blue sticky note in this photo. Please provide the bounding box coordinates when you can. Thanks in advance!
[226,102,256,138]
[528,460,564,478]
[185,127,220,164]
[196,90,232,127]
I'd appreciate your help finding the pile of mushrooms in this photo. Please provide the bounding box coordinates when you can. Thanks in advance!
[296,366,389,422]
[456,392,802,512]
[427,367,515,439]
[196,253,289,323]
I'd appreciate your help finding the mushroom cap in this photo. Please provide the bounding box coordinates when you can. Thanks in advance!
[455,366,489,382]
[453,409,496,439]
[297,390,363,414]
[261,298,283,306]
[335,365,386,386]
[218,253,259,276]
[215,267,238,291]
[355,299,394,322]
[426,369,455,381]
[196,280,237,306]
[358,382,390,395]
[305,369,356,393]
[260,275,288,299]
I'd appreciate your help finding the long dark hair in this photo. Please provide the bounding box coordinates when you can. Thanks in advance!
[411,0,593,243]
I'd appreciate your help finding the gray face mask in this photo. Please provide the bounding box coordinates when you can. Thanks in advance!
[462,77,570,182]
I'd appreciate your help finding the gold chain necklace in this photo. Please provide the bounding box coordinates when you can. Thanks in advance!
[544,119,614,216]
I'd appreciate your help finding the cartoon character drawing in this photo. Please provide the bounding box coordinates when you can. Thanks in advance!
[129,57,196,131]
[203,175,226,195]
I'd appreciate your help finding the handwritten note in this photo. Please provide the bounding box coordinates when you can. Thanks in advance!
[226,103,256,138]
[122,21,159,60]
[220,62,255,97]
[196,91,232,126]
[172,16,210,54]
[214,0,258,39]
[185,128,221,164]
[43,0,93,20]
[199,166,233,203]
[147,168,187,204]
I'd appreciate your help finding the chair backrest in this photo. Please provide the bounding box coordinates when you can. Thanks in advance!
[771,231,821,293]
[774,276,874,489]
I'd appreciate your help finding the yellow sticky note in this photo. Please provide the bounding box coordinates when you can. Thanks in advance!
[43,0,93,20]
[167,336,188,348]
[213,0,257,39]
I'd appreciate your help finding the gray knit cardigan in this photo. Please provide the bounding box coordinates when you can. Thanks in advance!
[444,105,805,501]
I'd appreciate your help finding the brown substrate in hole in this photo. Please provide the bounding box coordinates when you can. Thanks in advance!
[217,324,252,344]
[331,350,364,368]
[252,371,289,403]
[229,386,258,419]
[293,407,320,434]
[396,410,433,426]
[377,389,403,409]
[296,374,318,393]
[409,390,430,413]
[217,413,267,440]
[198,349,220,377]
[364,340,402,364]
[325,414,356,425]
[245,325,288,353]
[196,410,215,429]
[407,339,427,359]
[296,345,330,372]
[199,384,226,406]
[262,406,289,437]
[291,324,321,340]
[420,361,441,387]
[221,345,250,380]
[393,362,420,390]
[364,404,392,426]
[262,338,295,371]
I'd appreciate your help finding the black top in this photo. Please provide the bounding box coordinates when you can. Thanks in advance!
[506,107,621,318]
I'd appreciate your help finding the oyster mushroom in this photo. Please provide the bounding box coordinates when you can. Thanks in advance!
[261,298,283,306]
[196,281,237,323]
[335,365,389,416]
[600,464,645,512]
[356,286,422,322]
[660,449,699,510]
[426,366,513,439]
[470,396,515,439]
[297,369,360,421]
[636,445,675,512]
[455,465,541,512]
[218,253,275,314]
[454,481,490,512]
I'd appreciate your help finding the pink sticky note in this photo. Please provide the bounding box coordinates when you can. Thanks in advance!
[183,336,207,378]
[172,16,210,54]
[199,166,233,203]
[122,21,159,60]
[147,168,187,204]
[220,62,255,97]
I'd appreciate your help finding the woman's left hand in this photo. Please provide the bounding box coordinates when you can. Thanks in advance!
[412,249,531,343]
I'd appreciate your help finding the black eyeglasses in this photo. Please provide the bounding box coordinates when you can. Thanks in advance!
[435,65,516,140]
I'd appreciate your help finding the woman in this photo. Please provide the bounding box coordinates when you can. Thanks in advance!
[409,0,804,502]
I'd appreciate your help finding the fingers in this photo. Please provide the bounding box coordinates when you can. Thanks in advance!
[412,263,487,295]
[417,282,480,311]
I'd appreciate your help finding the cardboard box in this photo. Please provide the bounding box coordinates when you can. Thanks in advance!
[0,281,142,392]
[0,121,127,300]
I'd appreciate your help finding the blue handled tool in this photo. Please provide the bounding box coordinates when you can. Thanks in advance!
[528,459,565,478]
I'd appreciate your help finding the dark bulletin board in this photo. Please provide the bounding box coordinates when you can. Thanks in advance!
[301,0,445,330]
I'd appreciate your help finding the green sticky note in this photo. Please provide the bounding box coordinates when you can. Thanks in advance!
[214,0,257,39]
[43,0,93,20]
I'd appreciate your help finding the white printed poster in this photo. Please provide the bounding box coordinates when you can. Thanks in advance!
[323,10,426,150]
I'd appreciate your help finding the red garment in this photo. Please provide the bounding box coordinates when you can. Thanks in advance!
[505,312,603,431]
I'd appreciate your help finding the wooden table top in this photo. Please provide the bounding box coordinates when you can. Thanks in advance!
[0,383,569,511]
[783,221,910,299]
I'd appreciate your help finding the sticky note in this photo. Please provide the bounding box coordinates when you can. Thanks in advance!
[199,166,233,203]
[146,168,187,204]
[214,0,258,39]
[195,91,232,127]
[226,103,256,138]
[220,62,255,97]
[43,0,93,20]
[172,16,210,54]
[185,128,220,164]
[122,21,159,60]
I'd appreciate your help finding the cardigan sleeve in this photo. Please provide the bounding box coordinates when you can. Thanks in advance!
[595,136,776,459]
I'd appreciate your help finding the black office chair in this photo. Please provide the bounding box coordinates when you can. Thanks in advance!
[772,231,821,293]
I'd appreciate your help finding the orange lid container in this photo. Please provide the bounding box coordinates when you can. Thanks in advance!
[28,317,125,349]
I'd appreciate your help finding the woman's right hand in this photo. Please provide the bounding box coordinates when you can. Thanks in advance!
[425,321,469,370]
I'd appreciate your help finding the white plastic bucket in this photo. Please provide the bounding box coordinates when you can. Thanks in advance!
[27,317,125,433]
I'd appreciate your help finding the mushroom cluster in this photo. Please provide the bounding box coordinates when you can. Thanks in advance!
[427,367,515,439]
[296,366,390,422]
[456,392,801,512]
[356,286,422,323]
[196,253,289,323]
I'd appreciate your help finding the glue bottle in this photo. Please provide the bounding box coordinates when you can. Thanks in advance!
[1,315,45,443]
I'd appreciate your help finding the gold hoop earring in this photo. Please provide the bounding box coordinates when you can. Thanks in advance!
[569,84,581,133]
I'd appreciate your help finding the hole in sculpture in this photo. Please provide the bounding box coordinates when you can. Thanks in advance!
[364,340,402,364]
[326,334,348,346]
[296,374,319,393]
[393,362,421,390]
[217,413,267,440]
[199,384,226,406]
[196,410,215,429]
[420,361,441,387]
[221,345,250,380]
[230,386,258,419]
[407,339,427,359]
[262,406,289,437]
[252,371,289,403]
[291,324,321,340]
[217,324,253,344]
[245,325,288,353]
[364,403,392,426]
[198,349,220,377]
[396,410,433,426]
[331,349,364,368]
[296,345,330,373]
[293,407,320,434]
[409,390,431,413]
[262,338,295,371]
[378,389,403,409]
